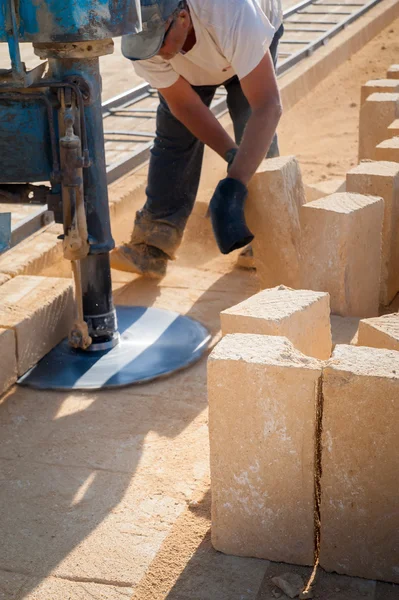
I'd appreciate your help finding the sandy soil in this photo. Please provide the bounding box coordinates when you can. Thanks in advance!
[278,16,399,184]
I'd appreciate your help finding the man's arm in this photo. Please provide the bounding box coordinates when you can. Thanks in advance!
[159,77,238,160]
[228,51,282,185]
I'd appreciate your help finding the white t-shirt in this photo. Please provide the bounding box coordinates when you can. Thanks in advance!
[130,0,283,89]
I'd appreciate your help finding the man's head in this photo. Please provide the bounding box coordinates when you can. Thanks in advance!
[122,0,191,62]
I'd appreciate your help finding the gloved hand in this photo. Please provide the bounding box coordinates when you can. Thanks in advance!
[209,177,254,255]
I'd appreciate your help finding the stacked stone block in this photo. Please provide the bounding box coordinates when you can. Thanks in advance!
[346,161,399,305]
[358,92,399,160]
[246,156,305,290]
[220,286,331,359]
[357,313,399,351]
[387,64,399,79]
[375,136,399,162]
[320,344,399,583]
[208,334,322,566]
[300,192,383,317]
[360,79,399,105]
[0,275,74,377]
[388,118,399,137]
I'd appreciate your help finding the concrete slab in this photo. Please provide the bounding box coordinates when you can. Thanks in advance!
[20,577,134,600]
[0,570,29,600]
[130,482,269,600]
[256,563,379,600]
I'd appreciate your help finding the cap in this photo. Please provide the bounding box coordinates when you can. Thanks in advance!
[122,0,182,61]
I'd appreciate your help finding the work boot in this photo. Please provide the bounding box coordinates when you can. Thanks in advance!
[110,242,168,279]
[236,245,256,270]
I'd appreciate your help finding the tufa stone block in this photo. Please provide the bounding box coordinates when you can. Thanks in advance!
[346,161,399,306]
[0,328,17,396]
[208,333,322,566]
[360,79,399,105]
[220,285,332,359]
[304,179,345,203]
[0,225,63,278]
[358,93,399,160]
[387,64,399,80]
[0,276,74,376]
[357,313,399,351]
[320,344,399,583]
[246,156,305,290]
[375,136,399,163]
[388,118,399,137]
[300,192,383,317]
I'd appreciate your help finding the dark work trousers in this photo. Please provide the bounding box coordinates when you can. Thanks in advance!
[131,24,284,258]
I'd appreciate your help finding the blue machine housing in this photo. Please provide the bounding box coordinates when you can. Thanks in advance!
[0,95,54,182]
[0,0,141,42]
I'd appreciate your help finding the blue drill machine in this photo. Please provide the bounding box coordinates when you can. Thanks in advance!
[0,0,210,389]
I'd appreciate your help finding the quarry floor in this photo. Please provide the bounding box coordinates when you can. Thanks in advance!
[1,11,399,600]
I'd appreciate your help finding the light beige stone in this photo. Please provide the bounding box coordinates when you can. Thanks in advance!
[220,286,331,359]
[375,136,399,163]
[301,192,383,317]
[388,118,399,137]
[0,276,74,376]
[357,313,399,351]
[304,179,345,203]
[358,93,399,160]
[0,224,63,278]
[246,156,305,289]
[0,328,17,395]
[320,344,399,583]
[346,161,399,305]
[387,64,399,79]
[0,273,10,286]
[208,333,322,566]
[360,79,399,105]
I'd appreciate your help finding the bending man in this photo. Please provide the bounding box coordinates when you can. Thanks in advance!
[111,0,283,277]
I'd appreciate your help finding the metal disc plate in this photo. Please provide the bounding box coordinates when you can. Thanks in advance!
[18,306,211,390]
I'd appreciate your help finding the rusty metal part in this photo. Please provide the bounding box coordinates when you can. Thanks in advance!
[69,260,92,350]
[31,81,91,166]
[59,97,89,262]
[33,39,114,60]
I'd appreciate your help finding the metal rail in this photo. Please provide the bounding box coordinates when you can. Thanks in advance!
[103,0,382,183]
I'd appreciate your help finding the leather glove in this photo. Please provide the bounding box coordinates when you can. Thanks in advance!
[209,177,254,255]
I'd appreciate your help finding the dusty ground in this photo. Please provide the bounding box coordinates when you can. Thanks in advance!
[278,15,399,183]
[1,9,399,600]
